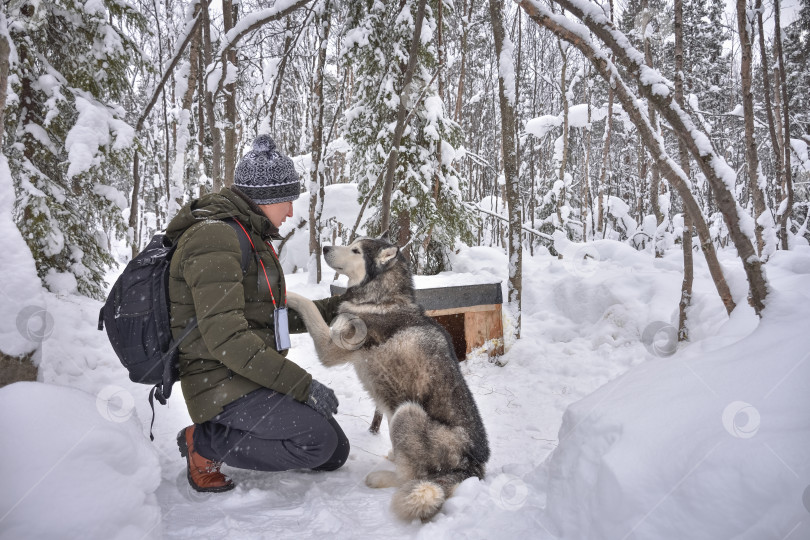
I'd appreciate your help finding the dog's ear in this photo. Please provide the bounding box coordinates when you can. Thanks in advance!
[377,246,398,265]
[379,230,391,243]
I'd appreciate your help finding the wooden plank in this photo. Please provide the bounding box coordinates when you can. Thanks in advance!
[425,303,500,317]
[464,304,504,357]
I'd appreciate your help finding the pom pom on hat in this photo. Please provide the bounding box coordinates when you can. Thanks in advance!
[252,134,276,154]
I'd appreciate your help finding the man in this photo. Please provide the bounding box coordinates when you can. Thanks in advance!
[166,135,348,492]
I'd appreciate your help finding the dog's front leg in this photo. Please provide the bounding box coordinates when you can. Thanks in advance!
[287,292,357,366]
[287,291,331,341]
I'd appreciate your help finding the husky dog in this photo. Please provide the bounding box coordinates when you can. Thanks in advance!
[286,236,489,521]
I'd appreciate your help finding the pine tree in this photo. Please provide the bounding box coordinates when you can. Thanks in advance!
[682,0,730,117]
[342,0,474,272]
[3,0,145,298]
[783,0,810,137]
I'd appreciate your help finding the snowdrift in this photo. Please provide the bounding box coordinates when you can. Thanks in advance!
[0,382,162,539]
[541,248,810,539]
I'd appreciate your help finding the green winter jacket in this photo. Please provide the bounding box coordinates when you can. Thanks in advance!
[166,187,341,423]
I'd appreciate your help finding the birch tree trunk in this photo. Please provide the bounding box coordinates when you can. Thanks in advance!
[642,0,664,235]
[556,40,569,227]
[598,83,613,235]
[490,0,522,338]
[582,70,592,240]
[756,0,783,199]
[737,0,766,254]
[675,0,693,340]
[596,0,615,236]
[773,0,795,249]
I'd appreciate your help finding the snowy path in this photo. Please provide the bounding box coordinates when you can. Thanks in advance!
[30,241,744,538]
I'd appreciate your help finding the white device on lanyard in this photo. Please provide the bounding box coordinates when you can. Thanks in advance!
[274,307,291,351]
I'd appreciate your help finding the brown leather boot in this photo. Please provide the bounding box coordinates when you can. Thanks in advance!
[177,426,235,493]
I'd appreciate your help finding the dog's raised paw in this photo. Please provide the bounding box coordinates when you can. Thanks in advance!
[365,470,399,489]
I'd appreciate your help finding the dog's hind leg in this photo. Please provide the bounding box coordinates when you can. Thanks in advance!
[389,402,469,476]
[386,402,472,521]
[365,470,401,489]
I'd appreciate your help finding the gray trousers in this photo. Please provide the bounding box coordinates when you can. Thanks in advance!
[193,388,350,472]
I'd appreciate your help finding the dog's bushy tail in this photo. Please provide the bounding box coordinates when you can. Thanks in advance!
[391,470,469,522]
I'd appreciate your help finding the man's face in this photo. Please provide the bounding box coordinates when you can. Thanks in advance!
[259,201,294,228]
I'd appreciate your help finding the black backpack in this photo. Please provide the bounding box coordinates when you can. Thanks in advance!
[98,218,253,439]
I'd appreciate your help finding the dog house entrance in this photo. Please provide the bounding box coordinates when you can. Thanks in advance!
[433,313,467,360]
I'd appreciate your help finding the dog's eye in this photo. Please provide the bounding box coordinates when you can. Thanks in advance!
[352,248,360,254]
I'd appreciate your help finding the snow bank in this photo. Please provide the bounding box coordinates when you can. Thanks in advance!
[0,382,162,539]
[541,248,810,539]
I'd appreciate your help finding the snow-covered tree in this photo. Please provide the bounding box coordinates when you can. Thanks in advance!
[4,0,146,298]
[342,0,474,273]
[784,0,810,138]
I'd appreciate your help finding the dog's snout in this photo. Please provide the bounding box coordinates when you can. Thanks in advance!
[323,246,332,256]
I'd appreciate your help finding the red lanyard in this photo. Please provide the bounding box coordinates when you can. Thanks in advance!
[233,220,286,308]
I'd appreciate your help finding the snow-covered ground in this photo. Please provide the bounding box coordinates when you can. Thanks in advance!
[2,240,809,539]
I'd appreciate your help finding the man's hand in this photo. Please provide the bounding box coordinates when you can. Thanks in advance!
[306,380,339,418]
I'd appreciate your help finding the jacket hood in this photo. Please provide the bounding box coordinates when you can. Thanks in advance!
[165,186,281,242]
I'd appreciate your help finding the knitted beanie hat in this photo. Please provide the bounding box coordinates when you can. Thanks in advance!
[234,135,300,205]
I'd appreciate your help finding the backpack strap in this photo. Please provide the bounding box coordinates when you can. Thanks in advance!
[225,218,253,276]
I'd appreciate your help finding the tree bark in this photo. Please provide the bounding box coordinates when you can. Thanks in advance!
[222,0,238,187]
[490,0,523,338]
[556,40,569,228]
[520,0,766,315]
[756,0,783,209]
[737,0,766,254]
[582,68,592,240]
[380,0,427,234]
[675,0,693,340]
[202,0,223,192]
[268,19,294,131]
[308,0,331,283]
[454,0,474,123]
[519,0,739,316]
[598,85,613,234]
[641,0,664,232]
[0,17,10,149]
[596,0,615,235]
[773,0,795,249]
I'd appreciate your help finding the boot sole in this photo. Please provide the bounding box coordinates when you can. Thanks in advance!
[177,428,235,494]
